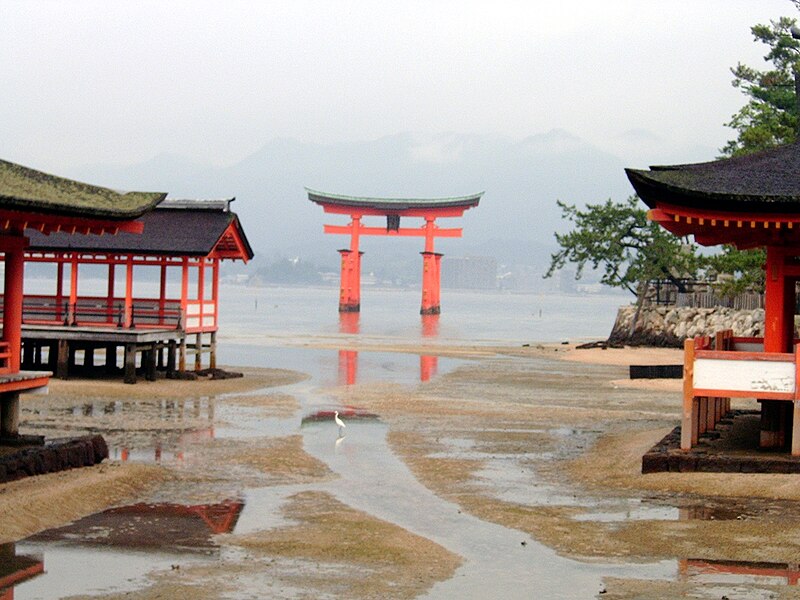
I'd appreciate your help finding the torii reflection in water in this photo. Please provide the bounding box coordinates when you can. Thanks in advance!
[336,313,439,385]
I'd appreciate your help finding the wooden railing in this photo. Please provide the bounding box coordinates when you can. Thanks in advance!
[183,299,217,333]
[2,295,184,329]
[0,341,11,373]
[683,329,800,454]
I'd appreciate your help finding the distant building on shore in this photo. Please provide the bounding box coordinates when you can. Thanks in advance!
[441,256,497,290]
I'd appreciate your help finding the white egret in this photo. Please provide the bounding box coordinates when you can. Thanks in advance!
[334,410,346,434]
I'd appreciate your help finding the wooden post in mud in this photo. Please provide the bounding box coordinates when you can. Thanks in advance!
[194,333,203,371]
[681,338,696,450]
[0,392,20,437]
[209,332,217,369]
[124,343,137,384]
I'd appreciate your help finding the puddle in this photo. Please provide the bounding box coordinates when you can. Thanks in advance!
[27,499,243,553]
[680,558,800,586]
[299,413,673,599]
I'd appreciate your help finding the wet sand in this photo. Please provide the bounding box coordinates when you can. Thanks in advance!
[4,345,800,599]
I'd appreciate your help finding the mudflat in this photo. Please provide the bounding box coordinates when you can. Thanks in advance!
[3,345,799,599]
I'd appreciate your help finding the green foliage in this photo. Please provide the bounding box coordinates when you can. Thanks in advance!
[545,196,702,296]
[704,245,766,296]
[722,16,800,156]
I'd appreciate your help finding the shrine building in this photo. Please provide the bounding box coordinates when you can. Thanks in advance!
[0,158,165,440]
[627,141,800,455]
[20,198,253,383]
[307,188,482,314]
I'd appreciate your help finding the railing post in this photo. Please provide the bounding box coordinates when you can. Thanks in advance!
[682,338,696,451]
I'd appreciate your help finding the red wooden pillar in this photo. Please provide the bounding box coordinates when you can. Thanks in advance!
[420,217,442,315]
[124,255,134,328]
[69,254,79,325]
[56,258,64,322]
[764,245,790,353]
[107,262,116,325]
[2,234,27,371]
[158,260,167,326]
[211,258,220,322]
[179,257,189,372]
[195,258,206,370]
[339,216,362,313]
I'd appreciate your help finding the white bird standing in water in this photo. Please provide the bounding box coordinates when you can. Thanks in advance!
[334,410,346,435]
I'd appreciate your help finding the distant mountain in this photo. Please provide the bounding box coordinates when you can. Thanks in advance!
[68,130,694,264]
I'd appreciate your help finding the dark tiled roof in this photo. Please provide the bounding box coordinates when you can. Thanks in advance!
[306,188,483,211]
[626,142,800,213]
[27,199,253,259]
[0,159,165,219]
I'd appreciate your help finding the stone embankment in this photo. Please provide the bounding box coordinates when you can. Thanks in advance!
[608,305,764,348]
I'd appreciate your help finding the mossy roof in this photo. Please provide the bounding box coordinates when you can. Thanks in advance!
[306,188,483,211]
[0,159,165,219]
[626,141,800,213]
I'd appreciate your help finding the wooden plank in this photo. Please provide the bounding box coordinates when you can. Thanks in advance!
[694,357,795,394]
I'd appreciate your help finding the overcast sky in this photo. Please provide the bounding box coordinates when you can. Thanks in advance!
[0,0,794,172]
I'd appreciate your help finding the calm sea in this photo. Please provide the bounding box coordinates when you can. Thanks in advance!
[217,284,627,347]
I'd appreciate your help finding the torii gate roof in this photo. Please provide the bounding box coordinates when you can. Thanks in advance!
[307,188,483,213]
[626,142,800,248]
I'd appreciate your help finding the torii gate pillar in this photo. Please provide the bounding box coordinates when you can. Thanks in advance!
[420,252,443,315]
[338,249,363,312]
[338,215,363,312]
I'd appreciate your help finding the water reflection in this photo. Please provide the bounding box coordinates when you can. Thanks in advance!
[0,543,44,598]
[337,314,440,384]
[679,558,800,586]
[27,499,243,555]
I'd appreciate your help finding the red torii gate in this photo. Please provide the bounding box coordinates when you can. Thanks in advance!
[307,189,482,314]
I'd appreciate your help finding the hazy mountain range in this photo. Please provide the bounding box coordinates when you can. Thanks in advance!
[71,130,716,273]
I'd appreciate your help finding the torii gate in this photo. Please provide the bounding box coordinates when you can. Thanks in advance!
[307,189,482,314]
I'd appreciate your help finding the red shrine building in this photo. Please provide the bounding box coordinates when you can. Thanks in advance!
[0,158,164,440]
[627,142,800,455]
[21,198,253,383]
[307,188,482,314]
[0,158,254,441]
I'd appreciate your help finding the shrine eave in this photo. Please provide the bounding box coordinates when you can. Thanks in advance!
[26,200,254,261]
[306,188,483,212]
[0,158,166,220]
[625,141,800,214]
[647,205,800,249]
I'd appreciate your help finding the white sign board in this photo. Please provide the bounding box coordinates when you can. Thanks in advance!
[694,358,795,395]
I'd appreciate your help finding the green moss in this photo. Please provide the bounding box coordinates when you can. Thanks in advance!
[0,159,165,218]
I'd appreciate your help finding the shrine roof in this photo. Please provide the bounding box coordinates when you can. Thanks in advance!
[27,199,254,260]
[0,159,165,219]
[306,188,483,211]
[626,141,800,214]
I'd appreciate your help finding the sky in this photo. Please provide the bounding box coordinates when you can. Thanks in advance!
[0,0,795,173]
